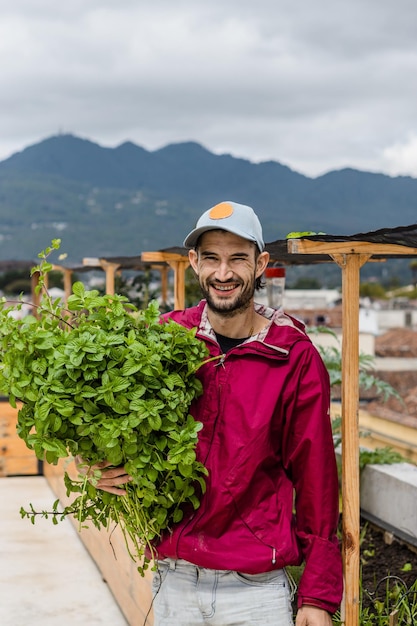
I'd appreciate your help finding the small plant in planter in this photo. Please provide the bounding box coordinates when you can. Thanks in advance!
[0,240,210,574]
[332,576,417,625]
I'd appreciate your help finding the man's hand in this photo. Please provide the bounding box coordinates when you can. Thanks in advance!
[75,457,132,495]
[295,605,333,626]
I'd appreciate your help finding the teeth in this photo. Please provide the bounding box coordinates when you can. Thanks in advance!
[216,285,236,291]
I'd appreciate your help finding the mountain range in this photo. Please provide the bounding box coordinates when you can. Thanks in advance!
[0,134,416,278]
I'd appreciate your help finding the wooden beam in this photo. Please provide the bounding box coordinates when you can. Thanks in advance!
[288,238,417,257]
[141,251,187,264]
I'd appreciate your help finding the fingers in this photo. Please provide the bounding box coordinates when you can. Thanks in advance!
[74,456,133,496]
[95,465,129,479]
[96,471,132,495]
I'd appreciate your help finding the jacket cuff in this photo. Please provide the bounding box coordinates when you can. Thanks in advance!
[297,595,339,615]
[296,534,343,614]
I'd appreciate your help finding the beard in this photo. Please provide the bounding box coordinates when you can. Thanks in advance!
[199,274,256,318]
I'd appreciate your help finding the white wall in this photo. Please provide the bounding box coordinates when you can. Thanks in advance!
[377,309,417,330]
[282,289,340,309]
[309,331,375,357]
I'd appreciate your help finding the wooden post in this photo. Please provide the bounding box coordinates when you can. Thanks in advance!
[52,265,73,304]
[160,265,169,306]
[331,252,370,625]
[100,261,121,295]
[30,270,41,315]
[166,259,189,310]
[61,268,73,303]
[141,252,190,311]
[148,263,170,307]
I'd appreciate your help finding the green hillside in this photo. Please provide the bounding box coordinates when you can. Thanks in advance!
[0,134,416,283]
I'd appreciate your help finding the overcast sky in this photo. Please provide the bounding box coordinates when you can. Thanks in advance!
[1,0,417,177]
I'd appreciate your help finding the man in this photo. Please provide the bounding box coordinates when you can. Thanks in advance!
[96,201,343,625]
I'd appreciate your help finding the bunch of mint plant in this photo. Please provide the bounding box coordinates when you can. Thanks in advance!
[0,240,209,573]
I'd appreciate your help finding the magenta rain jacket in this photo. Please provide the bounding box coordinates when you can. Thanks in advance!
[157,300,343,614]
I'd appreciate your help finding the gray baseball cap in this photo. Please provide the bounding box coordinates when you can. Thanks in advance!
[183,201,265,251]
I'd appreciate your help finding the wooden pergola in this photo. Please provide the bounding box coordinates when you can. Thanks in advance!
[49,255,171,306]
[141,223,417,626]
[81,256,170,300]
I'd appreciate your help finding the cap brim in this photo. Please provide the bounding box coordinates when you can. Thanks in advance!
[183,225,263,250]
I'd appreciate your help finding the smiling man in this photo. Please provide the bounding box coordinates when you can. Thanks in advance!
[154,201,343,625]
[95,201,343,625]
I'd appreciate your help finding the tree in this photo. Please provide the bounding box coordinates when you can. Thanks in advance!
[290,276,322,289]
[359,282,386,299]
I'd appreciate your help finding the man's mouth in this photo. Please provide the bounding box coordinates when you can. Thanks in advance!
[213,283,238,292]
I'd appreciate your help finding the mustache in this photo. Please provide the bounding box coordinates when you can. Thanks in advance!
[209,278,241,285]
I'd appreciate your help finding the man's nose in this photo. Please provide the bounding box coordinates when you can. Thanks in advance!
[215,261,234,281]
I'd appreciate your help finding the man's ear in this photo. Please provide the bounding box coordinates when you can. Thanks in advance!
[256,251,270,277]
[188,249,199,274]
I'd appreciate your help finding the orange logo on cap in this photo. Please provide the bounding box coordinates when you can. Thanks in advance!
[209,202,234,220]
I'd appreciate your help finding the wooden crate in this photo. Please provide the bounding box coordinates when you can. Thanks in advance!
[45,460,154,625]
[0,400,39,477]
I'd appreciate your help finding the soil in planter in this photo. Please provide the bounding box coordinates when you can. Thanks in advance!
[360,520,417,611]
[289,518,417,617]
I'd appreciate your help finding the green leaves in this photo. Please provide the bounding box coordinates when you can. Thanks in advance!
[0,242,209,574]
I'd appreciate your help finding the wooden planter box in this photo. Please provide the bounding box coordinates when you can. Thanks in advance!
[44,461,154,626]
[0,399,39,477]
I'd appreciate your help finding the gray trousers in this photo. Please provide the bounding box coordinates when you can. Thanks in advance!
[152,559,294,626]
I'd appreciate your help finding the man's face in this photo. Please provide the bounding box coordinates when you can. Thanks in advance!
[188,230,269,317]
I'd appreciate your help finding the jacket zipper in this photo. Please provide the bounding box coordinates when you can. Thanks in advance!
[171,359,224,556]
[215,353,226,368]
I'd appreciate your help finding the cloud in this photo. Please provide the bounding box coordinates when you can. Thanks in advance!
[0,0,417,177]
[382,134,417,177]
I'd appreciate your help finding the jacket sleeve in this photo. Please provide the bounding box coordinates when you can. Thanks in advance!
[283,341,343,614]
